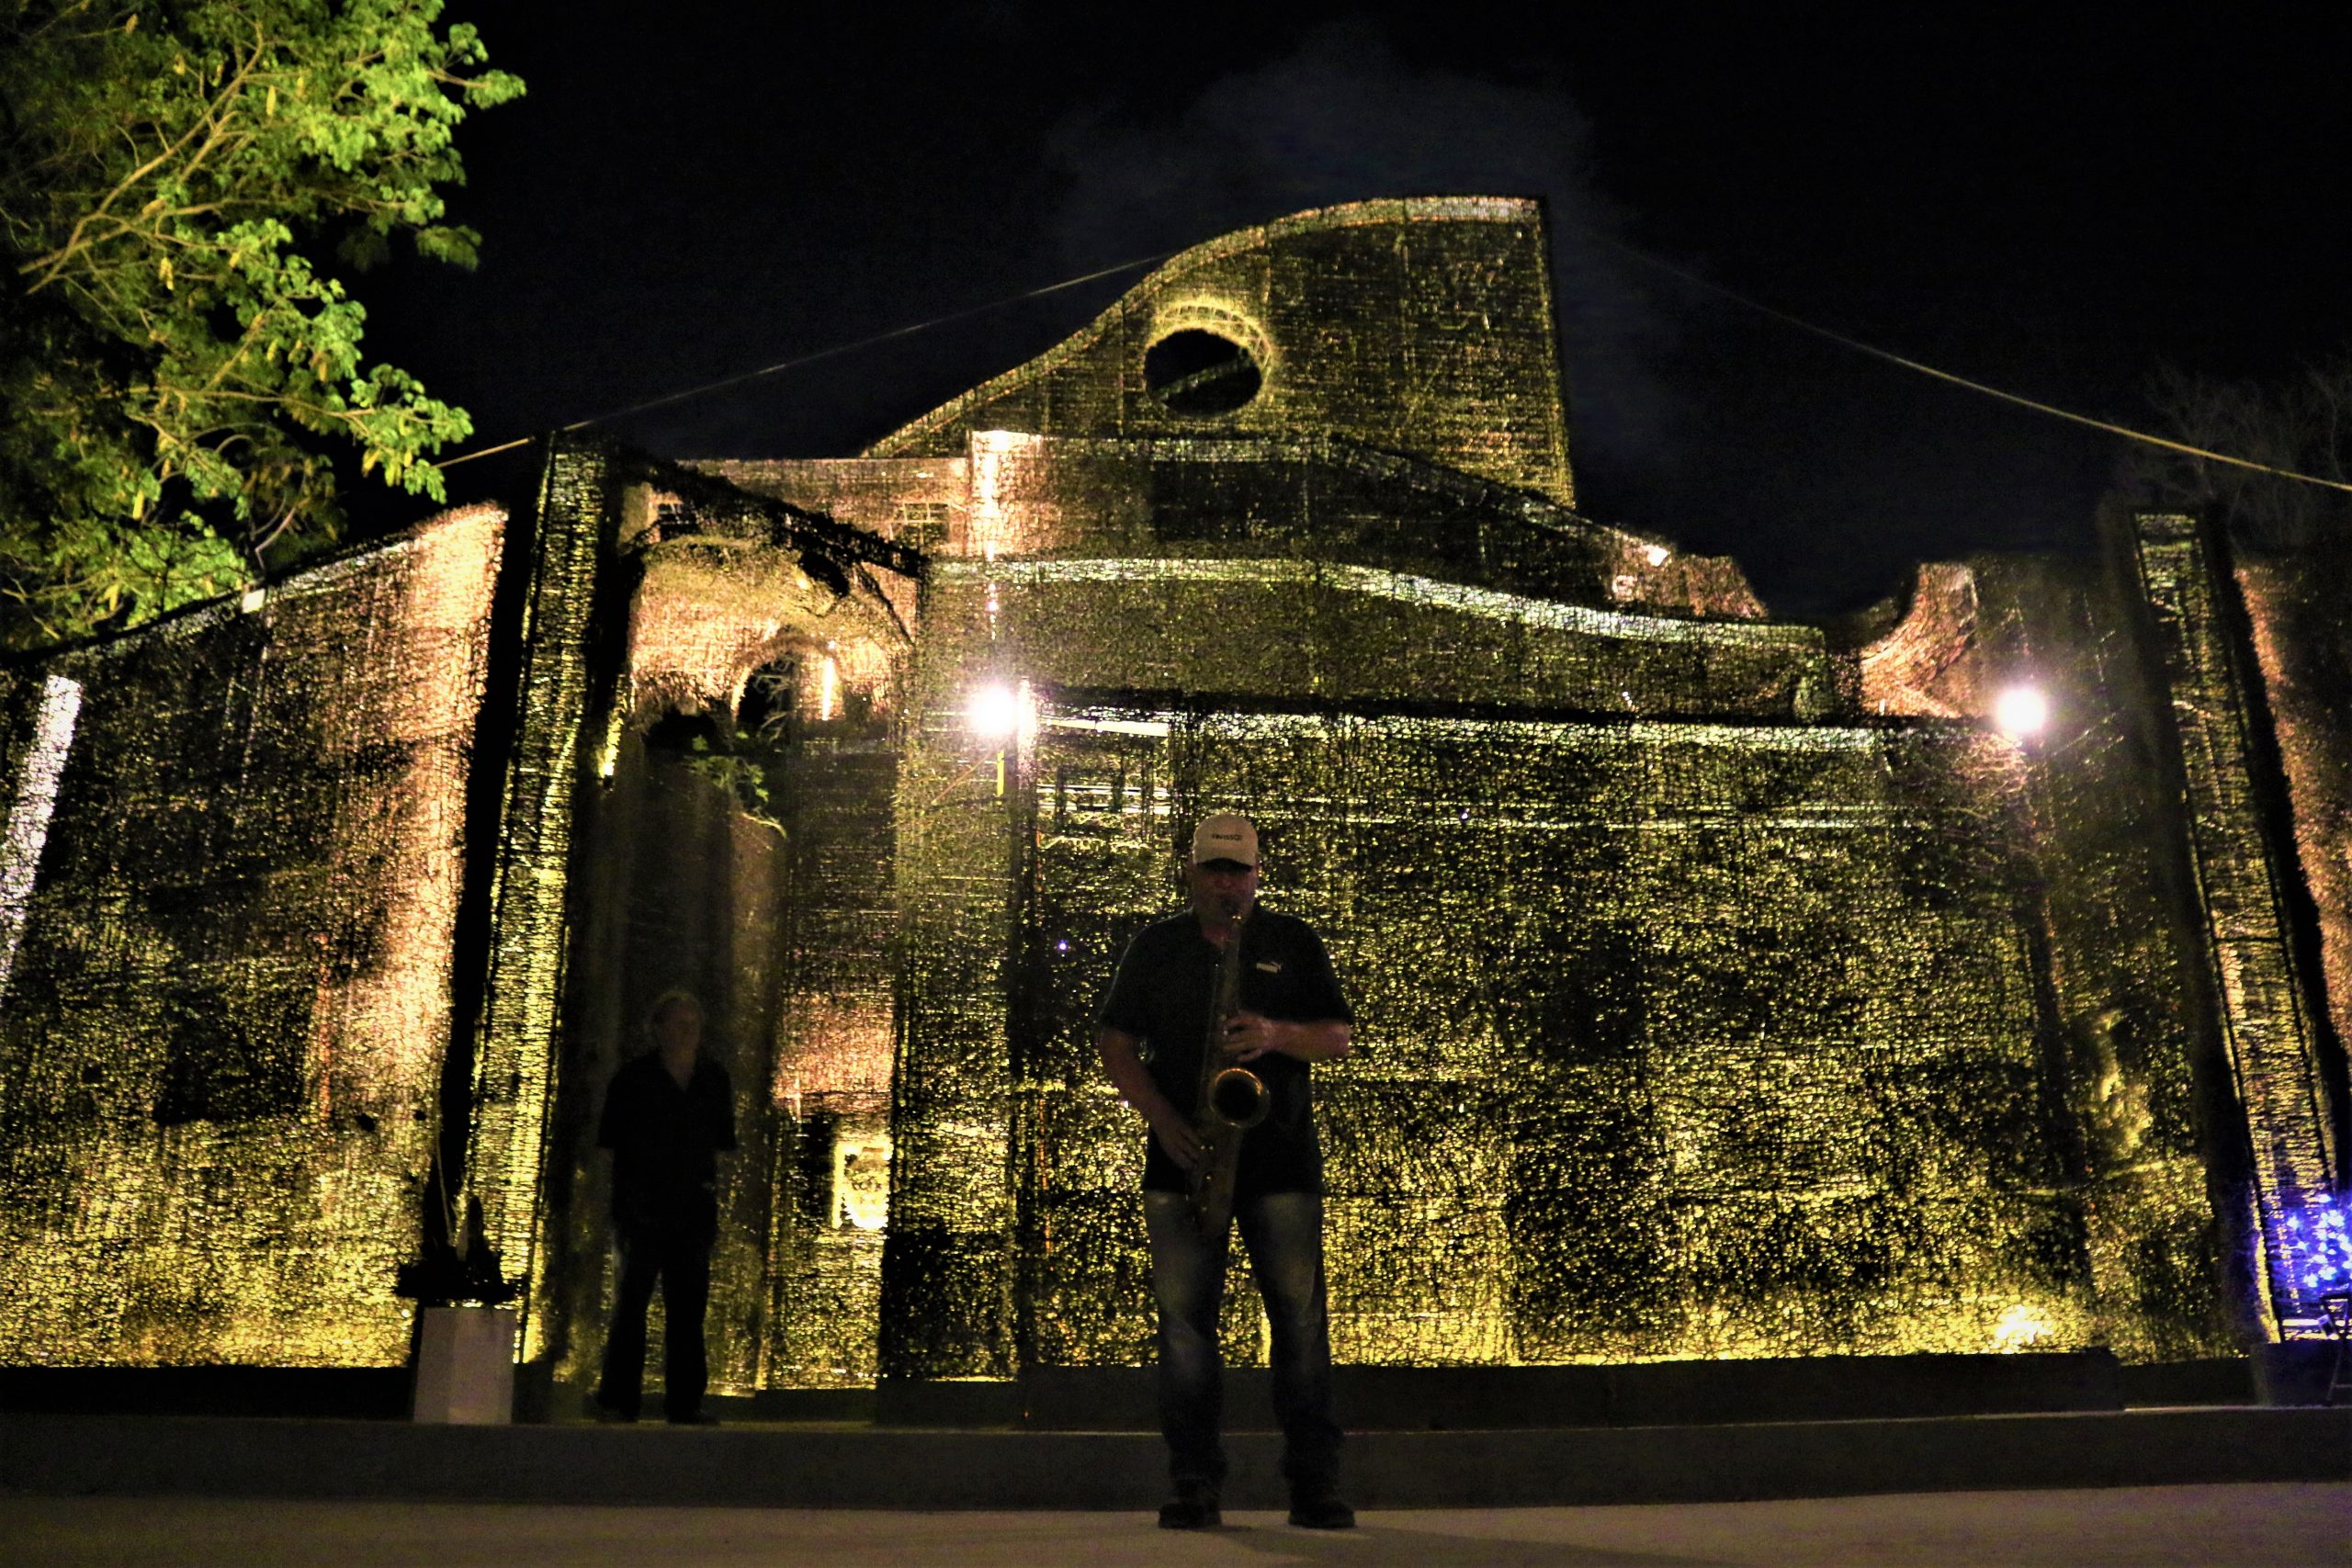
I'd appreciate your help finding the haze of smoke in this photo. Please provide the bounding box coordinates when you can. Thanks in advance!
[1046,23,1675,482]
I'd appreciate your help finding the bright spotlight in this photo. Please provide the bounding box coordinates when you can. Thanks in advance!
[1643,544,1670,567]
[967,682,1027,739]
[1994,684,2049,739]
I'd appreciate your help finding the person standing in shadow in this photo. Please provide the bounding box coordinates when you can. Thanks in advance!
[593,987,736,1425]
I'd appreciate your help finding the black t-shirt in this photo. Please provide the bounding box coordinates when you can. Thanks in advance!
[1096,908,1353,1197]
[596,1052,737,1235]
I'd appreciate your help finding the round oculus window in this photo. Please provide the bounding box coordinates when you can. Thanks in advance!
[1143,328,1263,415]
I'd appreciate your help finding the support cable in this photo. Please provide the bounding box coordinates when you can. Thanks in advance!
[434,232,2350,497]
[435,251,1174,470]
[1593,234,2352,493]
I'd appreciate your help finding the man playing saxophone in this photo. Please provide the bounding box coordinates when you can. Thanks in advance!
[1095,813,1356,1530]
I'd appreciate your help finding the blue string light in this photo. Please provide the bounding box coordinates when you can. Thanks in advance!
[2276,1195,2352,1317]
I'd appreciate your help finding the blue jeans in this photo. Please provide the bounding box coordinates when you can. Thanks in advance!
[1143,1189,1342,1494]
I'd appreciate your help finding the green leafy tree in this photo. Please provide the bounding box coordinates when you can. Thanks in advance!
[0,0,521,647]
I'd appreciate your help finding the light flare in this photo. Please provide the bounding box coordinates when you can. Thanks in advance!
[1994,684,2050,739]
[967,681,1034,740]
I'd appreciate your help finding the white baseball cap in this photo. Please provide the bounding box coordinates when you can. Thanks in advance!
[1189,813,1260,868]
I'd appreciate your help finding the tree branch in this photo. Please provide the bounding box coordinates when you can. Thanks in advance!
[19,25,268,291]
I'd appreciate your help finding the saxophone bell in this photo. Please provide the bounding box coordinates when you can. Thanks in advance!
[1206,1064,1272,1129]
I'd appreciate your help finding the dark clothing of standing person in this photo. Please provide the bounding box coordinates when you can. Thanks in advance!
[594,1035,735,1424]
[1103,909,1351,1199]
[1095,813,1357,1530]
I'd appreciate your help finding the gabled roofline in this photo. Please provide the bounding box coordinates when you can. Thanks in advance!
[863,197,1546,461]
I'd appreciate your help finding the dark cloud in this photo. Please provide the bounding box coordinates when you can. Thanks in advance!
[1046,24,1674,479]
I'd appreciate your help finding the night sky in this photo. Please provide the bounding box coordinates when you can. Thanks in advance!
[363,4,2348,616]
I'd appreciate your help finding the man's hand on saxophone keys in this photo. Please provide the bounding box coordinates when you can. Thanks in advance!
[1221,1011,1278,1063]
[1227,1015,1354,1066]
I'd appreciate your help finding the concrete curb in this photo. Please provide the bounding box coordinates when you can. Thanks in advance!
[2,1406,2344,1509]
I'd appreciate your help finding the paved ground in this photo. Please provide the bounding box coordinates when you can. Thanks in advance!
[1,1484,2344,1567]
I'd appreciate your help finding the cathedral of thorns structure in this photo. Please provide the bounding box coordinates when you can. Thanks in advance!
[0,198,2346,1407]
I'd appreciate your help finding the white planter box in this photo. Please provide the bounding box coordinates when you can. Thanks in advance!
[412,1305,517,1424]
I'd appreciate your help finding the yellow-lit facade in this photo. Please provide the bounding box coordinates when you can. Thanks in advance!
[0,200,2341,1387]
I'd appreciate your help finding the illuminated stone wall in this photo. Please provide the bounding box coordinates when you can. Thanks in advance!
[2238,547,2352,1149]
[866,197,1581,508]
[459,447,625,1362]
[876,546,2244,1372]
[2236,543,2352,1320]
[1954,554,2239,1358]
[931,557,1826,721]
[736,433,1759,622]
[543,494,917,1397]
[1834,540,2247,1353]
[759,724,899,1386]
[701,457,970,557]
[965,432,1608,598]
[1007,704,2087,1365]
[0,509,503,1366]
[2124,517,2343,1325]
[6,197,2336,1389]
[876,644,1027,1380]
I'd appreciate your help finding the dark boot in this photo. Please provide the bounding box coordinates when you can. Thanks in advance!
[1158,1482,1223,1529]
[1287,1486,1355,1529]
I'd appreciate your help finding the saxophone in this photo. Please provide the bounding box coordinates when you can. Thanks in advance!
[1188,902,1271,1239]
